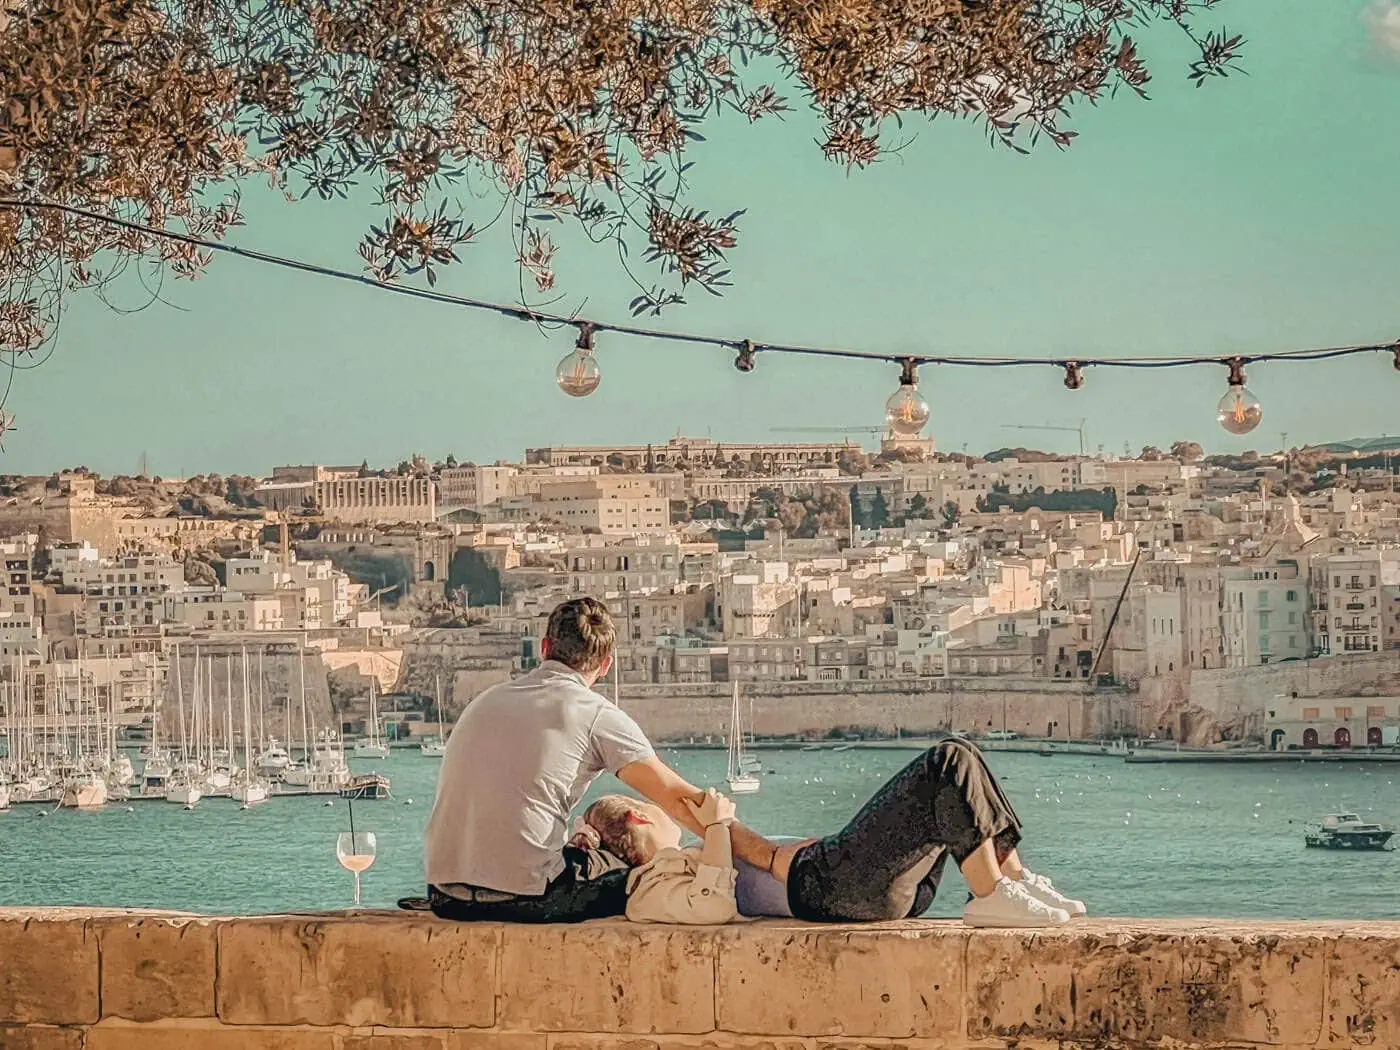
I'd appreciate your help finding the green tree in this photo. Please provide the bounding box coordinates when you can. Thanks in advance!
[870,489,891,529]
[941,501,961,528]
[907,493,928,519]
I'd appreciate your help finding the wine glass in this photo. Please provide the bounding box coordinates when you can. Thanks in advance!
[336,831,377,907]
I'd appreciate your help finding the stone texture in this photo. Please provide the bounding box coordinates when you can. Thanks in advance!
[84,1021,338,1050]
[97,917,218,1021]
[446,1035,547,1050]
[0,918,99,1025]
[966,921,1328,1046]
[550,1040,805,1050]
[500,924,715,1033]
[1326,931,1400,1046]
[716,923,967,1038]
[217,916,497,1028]
[0,1026,84,1050]
[339,1031,449,1050]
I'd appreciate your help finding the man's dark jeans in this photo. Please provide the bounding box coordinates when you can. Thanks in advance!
[426,845,630,923]
[786,738,1022,921]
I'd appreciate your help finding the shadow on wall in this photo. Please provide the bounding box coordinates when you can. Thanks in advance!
[447,549,502,606]
[317,549,415,604]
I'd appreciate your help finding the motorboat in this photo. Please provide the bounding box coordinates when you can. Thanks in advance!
[419,739,448,757]
[1305,813,1394,851]
[339,772,392,801]
[60,771,109,809]
[256,740,293,779]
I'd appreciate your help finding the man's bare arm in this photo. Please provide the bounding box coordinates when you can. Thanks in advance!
[617,757,784,870]
[617,756,707,836]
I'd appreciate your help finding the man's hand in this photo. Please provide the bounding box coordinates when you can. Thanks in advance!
[684,788,736,828]
[618,757,783,871]
[617,756,707,835]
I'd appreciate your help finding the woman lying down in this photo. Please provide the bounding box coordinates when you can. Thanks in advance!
[573,739,1086,928]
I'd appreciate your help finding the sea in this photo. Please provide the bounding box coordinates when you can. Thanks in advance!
[2,747,1398,919]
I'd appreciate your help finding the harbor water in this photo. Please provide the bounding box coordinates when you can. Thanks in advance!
[1,747,1397,919]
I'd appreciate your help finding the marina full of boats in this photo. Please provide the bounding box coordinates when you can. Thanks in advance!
[0,648,395,811]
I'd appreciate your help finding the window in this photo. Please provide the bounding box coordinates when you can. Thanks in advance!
[1286,590,1297,602]
[1303,707,1320,719]
[1336,706,1353,719]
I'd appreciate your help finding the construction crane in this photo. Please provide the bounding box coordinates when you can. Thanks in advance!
[1001,421,1087,456]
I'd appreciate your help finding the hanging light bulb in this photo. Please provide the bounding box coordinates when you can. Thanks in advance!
[1062,361,1085,390]
[734,339,757,373]
[1216,358,1262,436]
[556,323,601,397]
[884,358,930,437]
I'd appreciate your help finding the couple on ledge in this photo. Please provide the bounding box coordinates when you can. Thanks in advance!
[406,597,1086,927]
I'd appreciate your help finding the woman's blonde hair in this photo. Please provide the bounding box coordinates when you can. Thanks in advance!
[582,794,651,866]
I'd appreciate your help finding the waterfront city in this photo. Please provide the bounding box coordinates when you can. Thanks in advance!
[1,431,1399,917]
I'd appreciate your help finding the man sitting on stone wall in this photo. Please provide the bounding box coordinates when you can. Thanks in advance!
[410,595,777,922]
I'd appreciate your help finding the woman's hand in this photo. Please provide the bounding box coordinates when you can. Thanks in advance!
[684,787,736,828]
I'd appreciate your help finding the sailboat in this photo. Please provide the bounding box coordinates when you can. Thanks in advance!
[231,649,270,806]
[726,681,761,795]
[354,678,390,759]
[164,646,202,806]
[419,675,448,756]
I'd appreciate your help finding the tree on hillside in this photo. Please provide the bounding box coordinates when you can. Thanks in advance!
[0,0,1241,351]
[1170,441,1204,462]
[870,489,891,530]
[941,501,961,528]
[907,493,928,519]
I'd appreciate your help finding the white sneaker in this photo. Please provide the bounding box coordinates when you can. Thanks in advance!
[1018,869,1088,918]
[963,877,1070,929]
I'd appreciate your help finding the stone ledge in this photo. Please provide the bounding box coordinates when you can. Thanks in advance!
[0,910,1396,1049]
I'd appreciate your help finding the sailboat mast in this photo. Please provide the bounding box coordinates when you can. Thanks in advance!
[174,644,187,764]
[241,647,253,781]
[256,647,265,751]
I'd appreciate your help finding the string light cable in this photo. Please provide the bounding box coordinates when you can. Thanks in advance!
[3,197,1398,436]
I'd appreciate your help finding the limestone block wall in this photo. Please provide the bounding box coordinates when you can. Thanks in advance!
[1,909,1397,1049]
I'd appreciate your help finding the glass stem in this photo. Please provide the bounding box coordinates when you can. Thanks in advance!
[353,871,361,907]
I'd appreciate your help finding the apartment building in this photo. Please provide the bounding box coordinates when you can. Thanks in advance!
[536,476,671,535]
[1221,562,1307,667]
[564,540,685,597]
[1309,550,1400,655]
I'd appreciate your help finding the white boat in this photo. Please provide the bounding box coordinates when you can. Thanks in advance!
[0,778,10,811]
[231,779,269,805]
[726,682,761,796]
[420,675,449,755]
[108,751,136,787]
[256,739,293,778]
[60,771,109,809]
[165,778,203,806]
[287,731,351,791]
[1304,813,1394,850]
[354,679,390,759]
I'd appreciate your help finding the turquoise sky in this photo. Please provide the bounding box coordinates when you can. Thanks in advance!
[13,0,1400,476]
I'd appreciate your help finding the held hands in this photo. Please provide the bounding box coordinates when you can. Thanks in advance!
[684,787,737,828]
